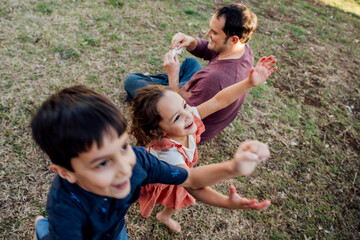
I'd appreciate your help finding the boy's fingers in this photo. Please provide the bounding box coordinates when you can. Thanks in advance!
[240,140,260,153]
[257,144,270,161]
[239,141,269,161]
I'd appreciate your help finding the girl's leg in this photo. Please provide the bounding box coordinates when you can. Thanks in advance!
[156,207,181,232]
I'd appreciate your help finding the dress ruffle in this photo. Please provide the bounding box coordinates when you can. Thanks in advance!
[138,183,196,218]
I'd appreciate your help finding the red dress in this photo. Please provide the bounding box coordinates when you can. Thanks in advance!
[138,115,205,217]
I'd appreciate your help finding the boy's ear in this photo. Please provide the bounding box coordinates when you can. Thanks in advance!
[49,164,77,184]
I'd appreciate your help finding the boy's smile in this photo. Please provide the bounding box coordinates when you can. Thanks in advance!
[54,130,136,199]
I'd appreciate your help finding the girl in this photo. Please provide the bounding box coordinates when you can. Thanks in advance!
[131,55,276,232]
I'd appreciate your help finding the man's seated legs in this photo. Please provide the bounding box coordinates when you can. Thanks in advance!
[123,58,202,104]
[178,57,203,88]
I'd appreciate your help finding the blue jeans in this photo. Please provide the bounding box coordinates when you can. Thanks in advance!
[35,218,129,240]
[123,57,202,103]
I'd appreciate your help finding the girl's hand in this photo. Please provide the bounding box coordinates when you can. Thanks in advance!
[232,140,270,176]
[249,55,277,87]
[226,185,271,210]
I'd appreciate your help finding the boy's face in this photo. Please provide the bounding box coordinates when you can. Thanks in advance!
[57,130,136,199]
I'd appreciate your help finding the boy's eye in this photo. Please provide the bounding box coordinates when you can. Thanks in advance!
[174,115,180,122]
[96,160,109,168]
[184,103,187,109]
[121,143,128,152]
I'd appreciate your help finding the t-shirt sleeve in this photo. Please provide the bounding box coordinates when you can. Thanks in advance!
[150,147,186,166]
[135,147,188,186]
[192,107,200,119]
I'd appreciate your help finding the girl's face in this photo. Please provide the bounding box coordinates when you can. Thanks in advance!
[157,91,197,141]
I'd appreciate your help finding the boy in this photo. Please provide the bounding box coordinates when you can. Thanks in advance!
[31,85,270,239]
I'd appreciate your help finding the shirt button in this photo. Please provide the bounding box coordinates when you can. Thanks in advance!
[104,198,108,201]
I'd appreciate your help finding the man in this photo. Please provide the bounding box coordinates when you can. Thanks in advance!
[124,3,259,142]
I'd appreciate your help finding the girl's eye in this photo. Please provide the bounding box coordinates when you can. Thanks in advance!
[121,143,128,153]
[96,160,109,169]
[184,103,187,109]
[174,115,180,122]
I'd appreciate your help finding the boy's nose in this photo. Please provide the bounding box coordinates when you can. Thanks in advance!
[114,155,132,176]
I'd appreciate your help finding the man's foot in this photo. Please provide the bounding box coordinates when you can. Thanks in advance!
[156,212,181,232]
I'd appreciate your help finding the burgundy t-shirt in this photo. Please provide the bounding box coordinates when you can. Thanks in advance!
[181,38,254,142]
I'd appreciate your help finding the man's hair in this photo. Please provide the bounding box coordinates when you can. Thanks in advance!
[31,85,127,171]
[216,3,257,43]
[131,85,172,147]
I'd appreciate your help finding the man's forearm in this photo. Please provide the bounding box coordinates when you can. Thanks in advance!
[186,36,198,52]
[168,76,180,91]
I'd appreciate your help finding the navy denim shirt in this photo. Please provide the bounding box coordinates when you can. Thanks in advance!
[44,146,188,239]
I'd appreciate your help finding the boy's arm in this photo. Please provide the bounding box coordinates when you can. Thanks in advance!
[179,140,269,189]
[196,56,277,119]
[185,185,271,211]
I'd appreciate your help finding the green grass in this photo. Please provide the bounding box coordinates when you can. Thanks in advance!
[0,0,359,239]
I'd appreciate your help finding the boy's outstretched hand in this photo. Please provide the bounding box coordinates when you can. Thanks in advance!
[226,185,271,210]
[249,55,277,87]
[232,140,270,176]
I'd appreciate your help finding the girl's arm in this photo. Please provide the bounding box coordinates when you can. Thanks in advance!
[185,185,271,211]
[196,56,277,119]
[179,140,269,189]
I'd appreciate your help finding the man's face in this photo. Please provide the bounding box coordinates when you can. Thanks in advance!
[67,130,136,199]
[206,14,229,53]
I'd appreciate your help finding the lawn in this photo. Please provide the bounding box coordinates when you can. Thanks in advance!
[0,0,359,239]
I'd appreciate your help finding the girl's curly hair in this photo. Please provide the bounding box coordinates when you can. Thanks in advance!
[130,85,172,146]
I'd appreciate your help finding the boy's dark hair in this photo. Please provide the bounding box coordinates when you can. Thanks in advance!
[216,3,257,43]
[31,85,127,171]
[131,85,171,147]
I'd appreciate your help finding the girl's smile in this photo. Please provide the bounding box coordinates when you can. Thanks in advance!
[157,91,197,144]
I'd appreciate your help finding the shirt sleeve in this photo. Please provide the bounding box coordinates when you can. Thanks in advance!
[150,147,186,166]
[46,181,87,239]
[135,147,188,186]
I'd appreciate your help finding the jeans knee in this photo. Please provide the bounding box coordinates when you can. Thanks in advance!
[123,74,139,91]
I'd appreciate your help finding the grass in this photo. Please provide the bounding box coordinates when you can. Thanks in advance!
[0,0,359,239]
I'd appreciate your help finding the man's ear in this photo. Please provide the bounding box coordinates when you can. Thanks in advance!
[49,164,77,183]
[229,35,240,45]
